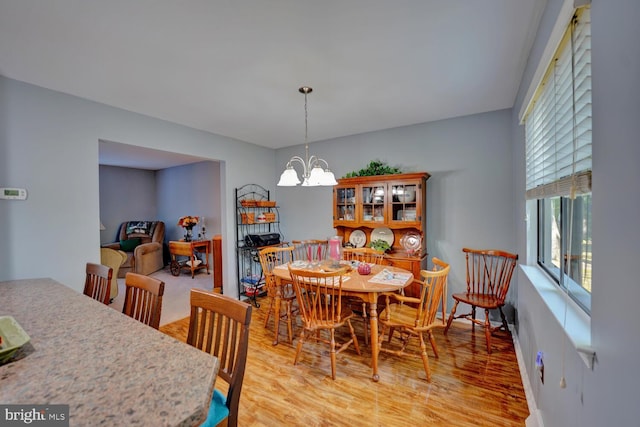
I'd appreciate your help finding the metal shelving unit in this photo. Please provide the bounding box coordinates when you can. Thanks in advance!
[235,184,283,307]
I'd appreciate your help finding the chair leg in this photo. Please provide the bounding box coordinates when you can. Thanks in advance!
[427,330,439,358]
[361,302,369,346]
[471,306,477,331]
[418,332,432,382]
[444,300,459,334]
[498,306,509,332]
[347,319,361,356]
[286,302,294,344]
[329,329,337,380]
[263,295,274,328]
[484,308,492,354]
[293,330,306,365]
[378,322,388,346]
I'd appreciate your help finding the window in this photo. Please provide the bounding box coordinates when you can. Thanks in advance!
[524,7,592,312]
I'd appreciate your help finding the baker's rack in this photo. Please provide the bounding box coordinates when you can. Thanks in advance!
[235,184,284,307]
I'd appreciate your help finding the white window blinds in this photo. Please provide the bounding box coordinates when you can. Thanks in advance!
[525,7,591,200]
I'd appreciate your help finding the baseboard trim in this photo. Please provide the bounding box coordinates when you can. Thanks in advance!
[511,325,544,427]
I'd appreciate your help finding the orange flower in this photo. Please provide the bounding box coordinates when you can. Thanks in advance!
[178,216,199,228]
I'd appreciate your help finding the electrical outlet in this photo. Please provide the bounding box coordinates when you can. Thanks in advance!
[536,351,545,384]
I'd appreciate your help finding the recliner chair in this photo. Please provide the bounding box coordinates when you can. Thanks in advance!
[102,221,165,278]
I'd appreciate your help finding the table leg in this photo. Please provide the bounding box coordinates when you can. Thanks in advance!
[205,245,210,275]
[369,297,380,382]
[191,253,196,279]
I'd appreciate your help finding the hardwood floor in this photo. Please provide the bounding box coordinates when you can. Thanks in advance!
[160,296,529,426]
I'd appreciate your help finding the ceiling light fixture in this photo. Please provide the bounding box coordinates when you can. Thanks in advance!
[277,86,337,187]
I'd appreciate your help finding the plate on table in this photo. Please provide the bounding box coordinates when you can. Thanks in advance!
[371,227,394,247]
[349,230,366,248]
[0,316,31,364]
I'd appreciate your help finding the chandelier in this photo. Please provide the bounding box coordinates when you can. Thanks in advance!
[277,86,337,187]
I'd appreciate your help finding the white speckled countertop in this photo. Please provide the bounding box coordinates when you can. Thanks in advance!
[0,278,219,426]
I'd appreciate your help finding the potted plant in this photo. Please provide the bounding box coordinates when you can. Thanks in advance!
[343,160,403,178]
[369,239,391,254]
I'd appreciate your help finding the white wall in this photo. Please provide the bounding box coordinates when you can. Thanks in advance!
[0,76,276,296]
[275,109,517,310]
[512,1,640,425]
[99,165,158,244]
[157,161,222,242]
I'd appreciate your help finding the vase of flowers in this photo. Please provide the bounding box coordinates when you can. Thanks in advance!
[178,216,199,241]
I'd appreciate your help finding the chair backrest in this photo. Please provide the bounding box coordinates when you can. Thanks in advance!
[122,272,165,329]
[289,266,350,326]
[100,248,127,299]
[463,248,518,303]
[414,263,451,329]
[342,247,385,265]
[84,262,113,305]
[258,246,295,292]
[258,246,295,275]
[187,289,252,425]
[117,221,165,245]
[432,257,450,323]
[292,239,329,262]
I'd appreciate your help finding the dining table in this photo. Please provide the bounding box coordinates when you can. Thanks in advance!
[0,278,219,426]
[271,261,414,382]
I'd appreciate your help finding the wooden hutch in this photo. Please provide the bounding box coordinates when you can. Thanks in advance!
[333,172,430,298]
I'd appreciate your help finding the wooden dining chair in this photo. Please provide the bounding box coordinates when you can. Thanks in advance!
[83,262,113,305]
[122,272,165,329]
[289,266,361,380]
[258,246,297,344]
[342,247,386,345]
[342,247,385,264]
[386,257,451,345]
[432,257,450,325]
[378,259,450,382]
[444,248,518,353]
[187,289,252,427]
[292,239,329,263]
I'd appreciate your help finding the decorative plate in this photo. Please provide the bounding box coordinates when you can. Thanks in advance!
[0,316,31,364]
[400,232,422,255]
[371,227,395,247]
[349,230,367,248]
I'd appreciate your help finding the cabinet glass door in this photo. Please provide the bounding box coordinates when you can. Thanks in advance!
[390,183,418,223]
[363,184,386,223]
[360,185,374,222]
[335,186,356,223]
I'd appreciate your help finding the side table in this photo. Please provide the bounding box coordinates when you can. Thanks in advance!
[168,239,211,278]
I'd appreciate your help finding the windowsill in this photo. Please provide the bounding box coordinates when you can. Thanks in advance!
[520,264,595,369]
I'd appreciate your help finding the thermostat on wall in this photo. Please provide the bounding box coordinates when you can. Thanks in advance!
[0,188,28,200]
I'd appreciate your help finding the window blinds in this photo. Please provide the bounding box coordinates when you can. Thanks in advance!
[525,7,591,200]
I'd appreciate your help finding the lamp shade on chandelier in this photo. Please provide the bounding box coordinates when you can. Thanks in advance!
[277,86,337,187]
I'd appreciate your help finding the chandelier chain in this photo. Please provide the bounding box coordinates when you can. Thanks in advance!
[304,91,308,144]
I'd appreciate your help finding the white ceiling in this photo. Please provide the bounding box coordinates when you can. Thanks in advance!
[0,1,544,157]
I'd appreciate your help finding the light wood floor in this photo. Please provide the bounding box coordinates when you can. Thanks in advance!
[160,295,529,427]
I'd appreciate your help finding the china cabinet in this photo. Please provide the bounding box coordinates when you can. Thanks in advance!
[333,172,430,297]
[236,184,283,306]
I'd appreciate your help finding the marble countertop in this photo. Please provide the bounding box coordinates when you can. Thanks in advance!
[0,278,219,426]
